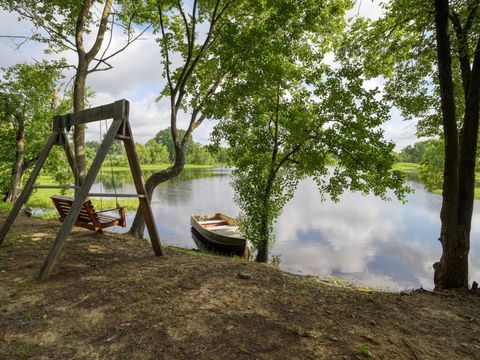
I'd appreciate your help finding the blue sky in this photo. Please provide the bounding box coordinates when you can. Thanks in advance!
[0,1,418,149]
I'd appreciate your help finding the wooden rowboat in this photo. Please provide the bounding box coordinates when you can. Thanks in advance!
[190,213,249,256]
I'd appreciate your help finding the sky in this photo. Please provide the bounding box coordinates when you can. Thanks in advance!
[0,1,418,150]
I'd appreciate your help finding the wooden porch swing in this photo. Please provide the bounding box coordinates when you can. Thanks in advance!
[49,116,128,232]
[0,100,163,281]
[51,195,126,232]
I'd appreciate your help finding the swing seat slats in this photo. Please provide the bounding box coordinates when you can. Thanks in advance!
[51,195,126,232]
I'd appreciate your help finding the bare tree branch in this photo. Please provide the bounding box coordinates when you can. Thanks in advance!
[157,0,174,94]
[175,0,230,109]
[86,0,113,61]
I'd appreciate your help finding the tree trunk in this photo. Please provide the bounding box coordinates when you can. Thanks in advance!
[453,35,480,288]
[432,0,463,289]
[72,0,112,182]
[73,58,88,182]
[255,214,270,263]
[129,142,185,238]
[255,96,280,263]
[255,171,276,263]
[5,117,26,203]
[432,0,480,289]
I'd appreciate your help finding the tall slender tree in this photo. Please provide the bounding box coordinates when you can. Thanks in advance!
[432,0,480,289]
[128,0,233,237]
[128,0,363,238]
[345,0,480,288]
[209,0,407,262]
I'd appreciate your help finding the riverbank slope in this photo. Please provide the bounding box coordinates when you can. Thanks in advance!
[1,214,479,359]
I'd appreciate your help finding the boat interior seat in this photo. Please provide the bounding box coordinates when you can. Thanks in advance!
[212,228,243,238]
[208,225,236,230]
[199,219,227,224]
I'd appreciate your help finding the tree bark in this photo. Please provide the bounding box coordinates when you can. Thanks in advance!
[5,116,26,203]
[432,0,480,289]
[73,58,88,181]
[255,212,270,262]
[72,0,112,182]
[453,33,480,288]
[255,89,280,263]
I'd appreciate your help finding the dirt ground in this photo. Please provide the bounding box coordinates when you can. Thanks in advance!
[0,214,479,360]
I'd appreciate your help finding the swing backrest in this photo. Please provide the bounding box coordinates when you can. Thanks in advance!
[51,195,126,232]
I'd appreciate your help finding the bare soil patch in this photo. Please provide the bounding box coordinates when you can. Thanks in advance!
[0,214,479,359]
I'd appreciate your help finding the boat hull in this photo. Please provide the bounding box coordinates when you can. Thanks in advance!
[190,214,248,255]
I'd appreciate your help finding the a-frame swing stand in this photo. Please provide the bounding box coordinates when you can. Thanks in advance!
[0,99,163,281]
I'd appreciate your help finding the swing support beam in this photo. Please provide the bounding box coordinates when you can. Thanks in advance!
[0,99,163,281]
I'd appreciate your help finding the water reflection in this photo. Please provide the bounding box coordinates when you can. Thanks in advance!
[97,168,480,290]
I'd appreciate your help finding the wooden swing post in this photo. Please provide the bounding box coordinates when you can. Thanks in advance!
[0,99,163,281]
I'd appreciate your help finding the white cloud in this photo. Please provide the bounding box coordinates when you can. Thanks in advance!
[382,112,419,151]
[86,32,164,99]
[347,0,385,20]
[0,11,46,68]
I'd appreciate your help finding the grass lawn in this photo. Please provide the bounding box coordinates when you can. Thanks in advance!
[392,162,421,182]
[392,162,420,175]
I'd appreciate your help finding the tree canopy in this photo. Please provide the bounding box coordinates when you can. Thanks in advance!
[1,0,151,179]
[0,61,71,201]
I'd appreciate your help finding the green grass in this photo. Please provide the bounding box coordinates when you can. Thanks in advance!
[392,162,420,174]
[164,245,210,257]
[392,162,421,181]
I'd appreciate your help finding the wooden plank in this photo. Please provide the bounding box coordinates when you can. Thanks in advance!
[53,100,127,129]
[38,119,124,281]
[87,193,142,198]
[114,134,131,141]
[0,131,59,246]
[52,195,96,224]
[33,185,77,189]
[60,131,79,190]
[122,118,163,256]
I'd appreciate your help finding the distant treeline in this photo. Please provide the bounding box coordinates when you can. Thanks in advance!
[86,128,227,167]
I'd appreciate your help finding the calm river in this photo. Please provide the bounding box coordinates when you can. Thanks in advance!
[92,167,480,290]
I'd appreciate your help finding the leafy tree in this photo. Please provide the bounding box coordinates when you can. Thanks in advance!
[153,128,191,162]
[1,0,151,180]
[210,0,408,262]
[153,128,218,165]
[398,141,431,163]
[186,142,215,165]
[344,0,480,289]
[419,138,445,190]
[85,141,101,153]
[209,145,228,164]
[142,140,169,164]
[0,61,71,202]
